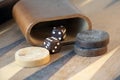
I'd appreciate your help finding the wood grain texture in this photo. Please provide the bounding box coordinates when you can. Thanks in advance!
[0,0,120,80]
[68,46,120,80]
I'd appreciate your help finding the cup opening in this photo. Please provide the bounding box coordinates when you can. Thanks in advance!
[30,17,89,46]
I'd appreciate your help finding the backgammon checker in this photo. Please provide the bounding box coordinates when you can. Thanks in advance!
[74,30,110,57]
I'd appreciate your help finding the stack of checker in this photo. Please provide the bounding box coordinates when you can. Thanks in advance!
[74,30,109,57]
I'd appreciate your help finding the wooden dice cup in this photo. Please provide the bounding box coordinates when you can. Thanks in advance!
[13,0,92,46]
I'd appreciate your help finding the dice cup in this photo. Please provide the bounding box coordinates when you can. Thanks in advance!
[0,0,19,24]
[13,0,92,46]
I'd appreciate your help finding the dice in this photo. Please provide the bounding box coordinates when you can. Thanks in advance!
[43,37,61,53]
[51,25,66,41]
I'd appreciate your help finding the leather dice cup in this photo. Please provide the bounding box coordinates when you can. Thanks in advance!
[0,0,19,24]
[13,0,92,46]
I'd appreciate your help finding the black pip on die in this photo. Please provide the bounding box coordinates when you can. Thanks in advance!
[51,25,66,41]
[43,37,61,53]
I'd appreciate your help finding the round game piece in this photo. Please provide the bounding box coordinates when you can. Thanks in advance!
[0,0,19,24]
[74,45,107,57]
[15,47,50,67]
[76,30,109,49]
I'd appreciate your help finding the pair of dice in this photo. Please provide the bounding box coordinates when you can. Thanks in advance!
[43,26,66,53]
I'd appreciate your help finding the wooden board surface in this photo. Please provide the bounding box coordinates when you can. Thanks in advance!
[0,0,120,80]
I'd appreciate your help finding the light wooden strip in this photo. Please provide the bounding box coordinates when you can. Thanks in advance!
[68,46,120,80]
[0,62,23,80]
[80,0,93,7]
[0,26,13,35]
[0,20,15,36]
